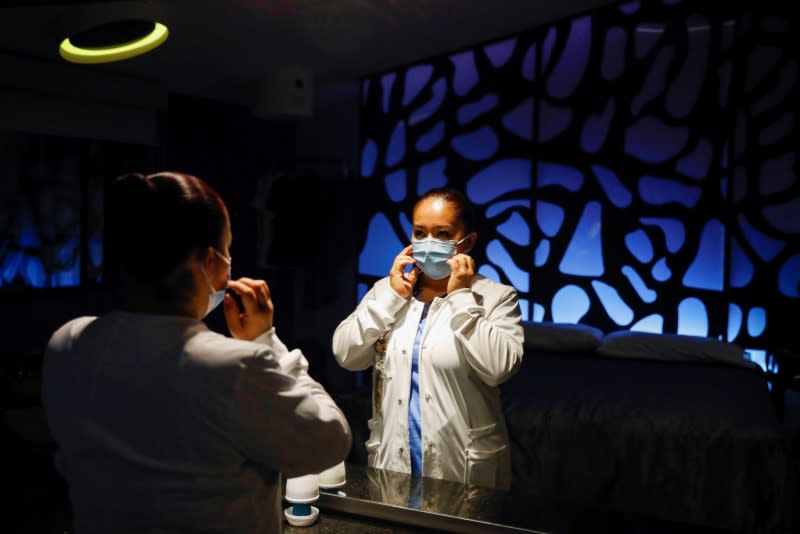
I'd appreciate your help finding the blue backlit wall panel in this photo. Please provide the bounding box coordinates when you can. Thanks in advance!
[357,0,799,351]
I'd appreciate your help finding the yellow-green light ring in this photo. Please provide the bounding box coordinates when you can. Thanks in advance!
[59,22,169,64]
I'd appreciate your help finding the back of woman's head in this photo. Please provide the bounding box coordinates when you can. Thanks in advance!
[109,172,227,288]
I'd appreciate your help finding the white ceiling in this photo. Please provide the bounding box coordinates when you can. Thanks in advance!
[0,0,620,104]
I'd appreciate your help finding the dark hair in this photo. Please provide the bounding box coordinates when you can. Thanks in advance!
[108,172,227,295]
[413,187,477,233]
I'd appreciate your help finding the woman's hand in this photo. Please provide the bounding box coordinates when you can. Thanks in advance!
[224,277,274,340]
[389,244,420,299]
[447,253,476,294]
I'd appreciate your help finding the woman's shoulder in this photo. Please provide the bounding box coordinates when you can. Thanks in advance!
[46,316,98,352]
[471,274,517,296]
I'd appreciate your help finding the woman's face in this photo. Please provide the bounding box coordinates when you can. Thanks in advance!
[412,197,465,242]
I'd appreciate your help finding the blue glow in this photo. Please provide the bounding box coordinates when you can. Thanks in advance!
[362,79,370,103]
[381,73,396,114]
[486,239,528,292]
[384,170,406,202]
[18,201,40,247]
[502,98,533,141]
[631,47,670,115]
[666,19,708,119]
[738,214,785,262]
[552,284,590,324]
[746,349,767,372]
[625,229,653,263]
[89,235,102,269]
[547,17,591,99]
[559,202,604,277]
[682,219,725,291]
[522,42,537,81]
[677,297,708,337]
[639,176,701,208]
[485,38,516,68]
[542,27,557,71]
[753,61,794,115]
[625,117,689,163]
[763,197,800,234]
[23,256,46,288]
[399,212,412,240]
[652,257,671,282]
[1,251,24,284]
[534,239,550,267]
[478,264,501,283]
[728,303,743,341]
[778,255,800,297]
[361,139,378,177]
[729,238,754,288]
[486,199,531,219]
[592,165,632,208]
[51,260,80,287]
[359,213,404,277]
[581,98,615,153]
[631,314,663,333]
[386,121,406,167]
[539,101,572,142]
[602,27,626,81]
[676,138,712,180]
[618,2,639,14]
[759,111,793,145]
[622,265,656,303]
[451,50,479,96]
[533,303,546,322]
[592,280,634,326]
[497,212,530,246]
[416,121,445,152]
[518,298,530,321]
[538,162,583,192]
[357,283,368,303]
[451,125,499,161]
[409,78,447,126]
[640,217,685,253]
[747,307,766,337]
[56,236,79,265]
[634,24,662,59]
[417,158,448,195]
[403,64,434,107]
[536,201,564,237]
[466,159,531,204]
[457,94,498,125]
[759,153,794,195]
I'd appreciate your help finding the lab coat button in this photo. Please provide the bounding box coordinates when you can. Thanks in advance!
[402,349,407,355]
[425,393,431,401]
[399,447,404,454]
[398,399,403,405]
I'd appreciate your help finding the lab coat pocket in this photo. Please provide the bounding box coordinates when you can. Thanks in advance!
[465,423,505,488]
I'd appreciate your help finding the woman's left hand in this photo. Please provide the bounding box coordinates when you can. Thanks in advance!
[447,253,476,293]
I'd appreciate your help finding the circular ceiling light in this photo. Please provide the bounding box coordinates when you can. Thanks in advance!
[59,19,168,64]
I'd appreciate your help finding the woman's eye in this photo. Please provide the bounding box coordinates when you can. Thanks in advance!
[437,231,450,238]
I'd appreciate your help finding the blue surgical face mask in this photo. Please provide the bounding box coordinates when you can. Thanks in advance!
[411,236,468,280]
[202,249,231,318]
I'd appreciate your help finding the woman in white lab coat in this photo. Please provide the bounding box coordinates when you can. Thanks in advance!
[42,172,351,533]
[332,188,524,489]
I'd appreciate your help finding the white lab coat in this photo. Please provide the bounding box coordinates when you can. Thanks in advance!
[42,310,351,534]
[332,274,524,489]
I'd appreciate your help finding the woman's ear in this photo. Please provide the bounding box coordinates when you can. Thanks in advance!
[460,232,478,253]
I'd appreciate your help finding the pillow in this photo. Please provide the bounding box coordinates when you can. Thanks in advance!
[522,321,604,353]
[597,330,749,368]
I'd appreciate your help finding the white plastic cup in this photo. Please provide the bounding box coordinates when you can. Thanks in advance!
[318,461,346,490]
[285,473,320,504]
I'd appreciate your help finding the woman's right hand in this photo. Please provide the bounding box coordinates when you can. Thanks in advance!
[389,244,419,299]
[224,277,275,340]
